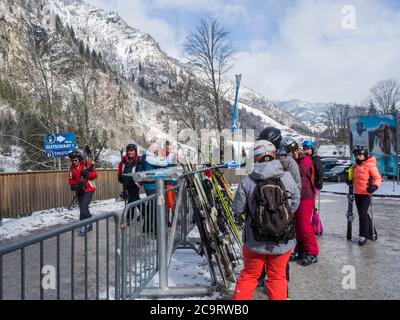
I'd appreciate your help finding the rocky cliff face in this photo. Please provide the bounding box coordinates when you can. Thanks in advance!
[0,0,310,171]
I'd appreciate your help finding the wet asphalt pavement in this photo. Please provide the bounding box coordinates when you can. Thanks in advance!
[250,193,400,300]
[1,190,399,300]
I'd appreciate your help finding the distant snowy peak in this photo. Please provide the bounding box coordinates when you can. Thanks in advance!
[274,99,329,133]
[274,99,328,119]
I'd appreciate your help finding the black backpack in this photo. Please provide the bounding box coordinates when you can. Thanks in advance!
[251,178,295,244]
[312,155,324,190]
[136,154,146,172]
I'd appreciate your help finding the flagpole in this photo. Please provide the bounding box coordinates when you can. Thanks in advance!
[231,74,242,161]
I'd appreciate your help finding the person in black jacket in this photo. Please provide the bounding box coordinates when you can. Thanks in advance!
[118,144,140,205]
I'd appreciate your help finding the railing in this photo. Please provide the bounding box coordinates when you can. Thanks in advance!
[120,180,201,299]
[0,178,213,300]
[0,213,120,300]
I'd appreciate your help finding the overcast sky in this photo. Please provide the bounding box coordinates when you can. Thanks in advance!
[86,0,400,105]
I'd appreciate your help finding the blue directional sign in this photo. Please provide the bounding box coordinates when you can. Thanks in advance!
[44,133,76,158]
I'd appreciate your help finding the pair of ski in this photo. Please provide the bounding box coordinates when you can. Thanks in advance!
[181,161,241,288]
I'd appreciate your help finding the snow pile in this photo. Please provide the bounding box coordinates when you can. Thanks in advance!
[322,181,400,197]
[0,198,125,241]
[0,146,22,172]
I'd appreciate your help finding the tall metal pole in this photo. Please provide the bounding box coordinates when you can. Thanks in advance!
[156,178,168,291]
[57,126,61,171]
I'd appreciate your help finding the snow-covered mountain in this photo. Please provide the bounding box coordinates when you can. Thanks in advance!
[0,0,312,171]
[274,99,328,133]
[44,0,310,133]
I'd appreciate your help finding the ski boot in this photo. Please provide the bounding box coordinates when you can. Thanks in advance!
[301,254,318,266]
[358,236,367,246]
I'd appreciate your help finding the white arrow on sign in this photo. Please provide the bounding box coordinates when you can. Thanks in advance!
[56,135,66,143]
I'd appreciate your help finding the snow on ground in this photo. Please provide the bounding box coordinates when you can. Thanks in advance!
[322,181,400,197]
[0,146,22,172]
[0,198,125,241]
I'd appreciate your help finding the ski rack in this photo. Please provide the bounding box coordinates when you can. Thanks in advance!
[123,167,215,298]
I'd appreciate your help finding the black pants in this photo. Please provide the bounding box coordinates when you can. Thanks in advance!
[142,189,157,234]
[127,186,140,204]
[355,194,375,238]
[78,191,93,221]
[126,186,140,222]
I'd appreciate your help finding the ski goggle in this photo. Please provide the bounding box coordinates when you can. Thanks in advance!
[352,146,367,156]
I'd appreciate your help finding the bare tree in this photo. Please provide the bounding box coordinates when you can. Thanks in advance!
[160,73,211,134]
[184,17,236,131]
[184,18,236,160]
[370,79,400,114]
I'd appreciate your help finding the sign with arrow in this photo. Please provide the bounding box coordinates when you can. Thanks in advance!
[44,133,76,158]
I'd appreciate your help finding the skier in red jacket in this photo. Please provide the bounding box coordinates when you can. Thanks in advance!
[68,150,97,236]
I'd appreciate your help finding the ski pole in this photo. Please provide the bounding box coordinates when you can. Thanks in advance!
[370,194,375,239]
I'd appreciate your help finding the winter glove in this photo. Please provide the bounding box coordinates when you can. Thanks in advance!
[70,184,78,191]
[367,184,378,194]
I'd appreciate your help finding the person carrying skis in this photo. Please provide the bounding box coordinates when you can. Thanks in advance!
[118,144,140,205]
[291,144,319,266]
[350,145,381,246]
[232,140,300,300]
[68,150,97,236]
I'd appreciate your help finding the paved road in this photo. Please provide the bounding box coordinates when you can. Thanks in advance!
[2,192,400,300]
[249,193,400,300]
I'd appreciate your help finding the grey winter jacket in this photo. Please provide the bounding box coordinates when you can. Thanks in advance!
[233,160,301,255]
[280,154,302,191]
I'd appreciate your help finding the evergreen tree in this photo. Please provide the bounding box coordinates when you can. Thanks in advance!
[389,101,397,114]
[79,40,85,56]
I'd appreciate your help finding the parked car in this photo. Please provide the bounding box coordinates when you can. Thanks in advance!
[323,162,341,173]
[324,165,351,182]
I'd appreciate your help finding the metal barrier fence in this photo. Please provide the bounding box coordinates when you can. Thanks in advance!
[120,180,203,299]
[0,213,120,300]
[0,176,227,300]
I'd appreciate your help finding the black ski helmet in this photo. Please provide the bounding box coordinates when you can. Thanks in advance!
[126,143,137,153]
[68,150,82,160]
[352,145,368,157]
[258,127,282,150]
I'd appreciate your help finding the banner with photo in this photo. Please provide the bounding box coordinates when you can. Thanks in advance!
[349,114,398,177]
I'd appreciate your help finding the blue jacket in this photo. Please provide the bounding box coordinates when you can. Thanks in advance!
[143,149,176,191]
